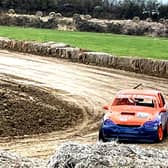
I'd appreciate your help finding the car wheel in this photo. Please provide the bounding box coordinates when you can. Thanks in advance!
[164,122,168,136]
[157,125,164,142]
[98,124,107,142]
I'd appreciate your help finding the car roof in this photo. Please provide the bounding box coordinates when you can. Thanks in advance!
[117,89,160,96]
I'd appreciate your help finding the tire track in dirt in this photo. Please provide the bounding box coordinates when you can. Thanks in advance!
[0,50,168,159]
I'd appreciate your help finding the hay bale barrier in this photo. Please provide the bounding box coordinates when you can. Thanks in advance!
[73,16,168,37]
[0,13,168,37]
[0,13,58,29]
[0,37,168,78]
[48,141,168,168]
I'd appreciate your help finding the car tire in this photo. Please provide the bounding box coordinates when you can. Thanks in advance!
[157,125,164,142]
[164,122,168,136]
[98,124,107,142]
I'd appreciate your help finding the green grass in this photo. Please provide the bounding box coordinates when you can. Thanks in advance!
[0,26,168,59]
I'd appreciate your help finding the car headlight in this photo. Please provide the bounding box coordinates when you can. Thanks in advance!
[143,120,159,130]
[104,119,115,125]
[103,114,109,121]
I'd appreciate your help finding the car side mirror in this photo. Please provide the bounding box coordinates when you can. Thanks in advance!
[160,108,167,113]
[103,105,109,110]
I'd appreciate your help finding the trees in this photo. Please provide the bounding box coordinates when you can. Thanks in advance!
[0,0,167,20]
[101,0,167,20]
[159,4,168,18]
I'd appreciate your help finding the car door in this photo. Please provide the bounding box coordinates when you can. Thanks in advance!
[158,93,168,128]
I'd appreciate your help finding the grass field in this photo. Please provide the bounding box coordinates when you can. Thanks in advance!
[0,26,168,59]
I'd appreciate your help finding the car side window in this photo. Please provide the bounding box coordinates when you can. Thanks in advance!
[158,93,165,107]
[160,93,165,106]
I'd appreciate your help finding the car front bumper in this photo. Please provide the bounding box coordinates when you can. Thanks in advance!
[102,124,158,142]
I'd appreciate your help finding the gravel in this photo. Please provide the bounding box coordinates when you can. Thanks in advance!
[0,150,46,168]
[48,141,168,168]
[2,141,168,167]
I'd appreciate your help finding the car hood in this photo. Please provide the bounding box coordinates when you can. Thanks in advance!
[107,105,159,126]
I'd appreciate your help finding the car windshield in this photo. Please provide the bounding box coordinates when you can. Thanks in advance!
[113,95,156,108]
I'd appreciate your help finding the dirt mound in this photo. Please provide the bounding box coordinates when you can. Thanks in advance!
[48,141,168,168]
[2,141,168,168]
[0,75,83,137]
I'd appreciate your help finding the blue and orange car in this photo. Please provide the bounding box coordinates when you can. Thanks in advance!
[99,89,168,142]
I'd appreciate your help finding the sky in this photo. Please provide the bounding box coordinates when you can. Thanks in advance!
[160,0,168,4]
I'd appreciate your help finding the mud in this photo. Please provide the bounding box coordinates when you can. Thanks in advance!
[0,75,83,137]
[0,50,168,159]
[1,37,168,78]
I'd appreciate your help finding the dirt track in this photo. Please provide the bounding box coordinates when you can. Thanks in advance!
[1,49,168,159]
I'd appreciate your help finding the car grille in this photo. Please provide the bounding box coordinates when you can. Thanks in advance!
[117,124,140,128]
[121,112,135,115]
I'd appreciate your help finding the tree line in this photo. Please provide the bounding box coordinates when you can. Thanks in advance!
[0,0,167,20]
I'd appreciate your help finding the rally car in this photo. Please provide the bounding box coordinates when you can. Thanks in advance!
[99,89,168,142]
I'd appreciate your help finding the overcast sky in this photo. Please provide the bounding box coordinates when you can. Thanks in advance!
[161,0,168,4]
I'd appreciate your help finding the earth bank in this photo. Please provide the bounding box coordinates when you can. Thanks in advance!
[0,74,83,137]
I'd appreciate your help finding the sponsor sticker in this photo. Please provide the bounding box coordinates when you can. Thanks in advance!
[119,115,133,121]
